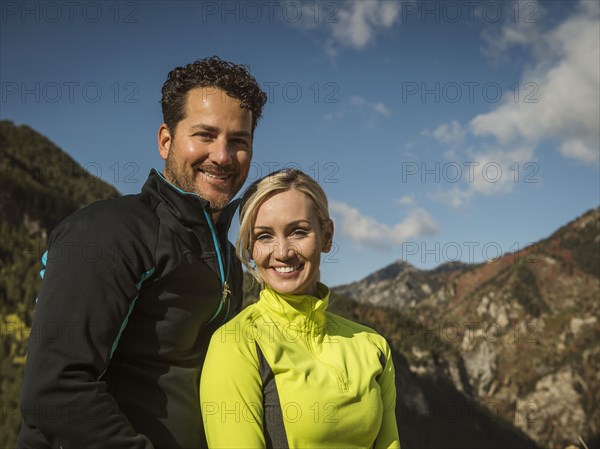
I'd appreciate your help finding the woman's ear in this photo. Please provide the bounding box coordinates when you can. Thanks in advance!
[321,219,334,253]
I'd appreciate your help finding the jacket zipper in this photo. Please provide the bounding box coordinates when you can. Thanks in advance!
[153,171,233,325]
[203,209,230,325]
[305,300,349,393]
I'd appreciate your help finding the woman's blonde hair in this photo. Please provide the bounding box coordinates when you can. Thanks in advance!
[236,169,331,285]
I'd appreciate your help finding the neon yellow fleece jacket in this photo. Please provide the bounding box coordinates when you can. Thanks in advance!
[200,283,401,448]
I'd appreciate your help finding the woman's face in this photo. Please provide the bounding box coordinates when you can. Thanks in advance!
[251,189,333,296]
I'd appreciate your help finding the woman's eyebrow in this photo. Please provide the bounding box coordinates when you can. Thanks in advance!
[287,220,312,227]
[254,220,311,229]
[253,226,273,231]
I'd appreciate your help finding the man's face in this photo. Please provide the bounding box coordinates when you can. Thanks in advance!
[159,87,253,217]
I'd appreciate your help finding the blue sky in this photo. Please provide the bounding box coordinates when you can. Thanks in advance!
[2,0,599,287]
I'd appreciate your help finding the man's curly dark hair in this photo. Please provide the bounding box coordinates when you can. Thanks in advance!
[161,56,267,134]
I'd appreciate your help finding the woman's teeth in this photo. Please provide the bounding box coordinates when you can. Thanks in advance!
[274,266,298,273]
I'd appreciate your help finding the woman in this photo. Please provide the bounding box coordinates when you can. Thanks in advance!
[200,169,400,448]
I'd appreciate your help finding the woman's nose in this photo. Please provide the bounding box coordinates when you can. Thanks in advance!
[276,240,297,259]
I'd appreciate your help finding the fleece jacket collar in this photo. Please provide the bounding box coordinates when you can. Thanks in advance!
[142,168,240,230]
[258,283,331,334]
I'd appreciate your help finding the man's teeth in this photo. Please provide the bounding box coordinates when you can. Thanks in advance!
[205,172,228,180]
[274,266,298,273]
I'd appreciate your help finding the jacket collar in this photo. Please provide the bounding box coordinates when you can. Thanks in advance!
[258,283,330,334]
[142,168,240,230]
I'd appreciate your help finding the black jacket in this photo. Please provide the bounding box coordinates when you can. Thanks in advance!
[18,169,243,449]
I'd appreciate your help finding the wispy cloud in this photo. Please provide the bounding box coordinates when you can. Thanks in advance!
[293,0,403,58]
[480,0,545,65]
[424,120,467,146]
[430,187,474,211]
[349,96,391,117]
[396,195,415,206]
[426,142,536,209]
[467,145,536,196]
[329,1,401,51]
[422,143,537,209]
[325,95,391,126]
[423,120,537,207]
[422,0,598,209]
[473,0,600,165]
[331,201,439,250]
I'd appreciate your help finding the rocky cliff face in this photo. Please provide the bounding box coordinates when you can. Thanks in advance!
[333,260,467,309]
[333,207,600,449]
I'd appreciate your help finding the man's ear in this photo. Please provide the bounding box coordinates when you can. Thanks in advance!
[322,219,334,253]
[158,124,172,161]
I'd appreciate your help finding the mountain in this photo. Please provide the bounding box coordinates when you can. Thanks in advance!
[333,260,467,309]
[0,120,120,448]
[332,207,600,449]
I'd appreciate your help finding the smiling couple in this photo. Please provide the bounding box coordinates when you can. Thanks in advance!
[18,56,400,449]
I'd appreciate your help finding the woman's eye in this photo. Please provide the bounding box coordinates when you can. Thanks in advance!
[292,229,309,237]
[255,234,271,241]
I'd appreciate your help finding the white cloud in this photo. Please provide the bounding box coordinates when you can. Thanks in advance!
[480,0,545,65]
[560,139,598,164]
[396,195,415,206]
[429,145,536,209]
[329,1,402,50]
[373,102,392,117]
[467,146,536,196]
[431,120,466,146]
[330,201,439,250]
[326,95,392,126]
[423,1,597,210]
[349,96,391,117]
[284,1,403,58]
[430,187,474,210]
[472,0,600,165]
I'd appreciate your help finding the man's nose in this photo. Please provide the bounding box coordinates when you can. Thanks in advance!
[210,138,233,165]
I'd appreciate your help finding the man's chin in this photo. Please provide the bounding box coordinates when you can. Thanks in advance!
[201,192,233,212]
[197,183,238,203]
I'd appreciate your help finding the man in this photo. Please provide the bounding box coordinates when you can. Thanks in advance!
[18,56,267,448]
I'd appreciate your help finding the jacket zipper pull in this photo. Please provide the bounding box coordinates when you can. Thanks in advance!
[222,282,231,303]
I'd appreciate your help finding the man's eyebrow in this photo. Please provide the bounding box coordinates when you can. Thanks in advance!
[229,130,252,138]
[190,124,219,133]
[189,124,251,138]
